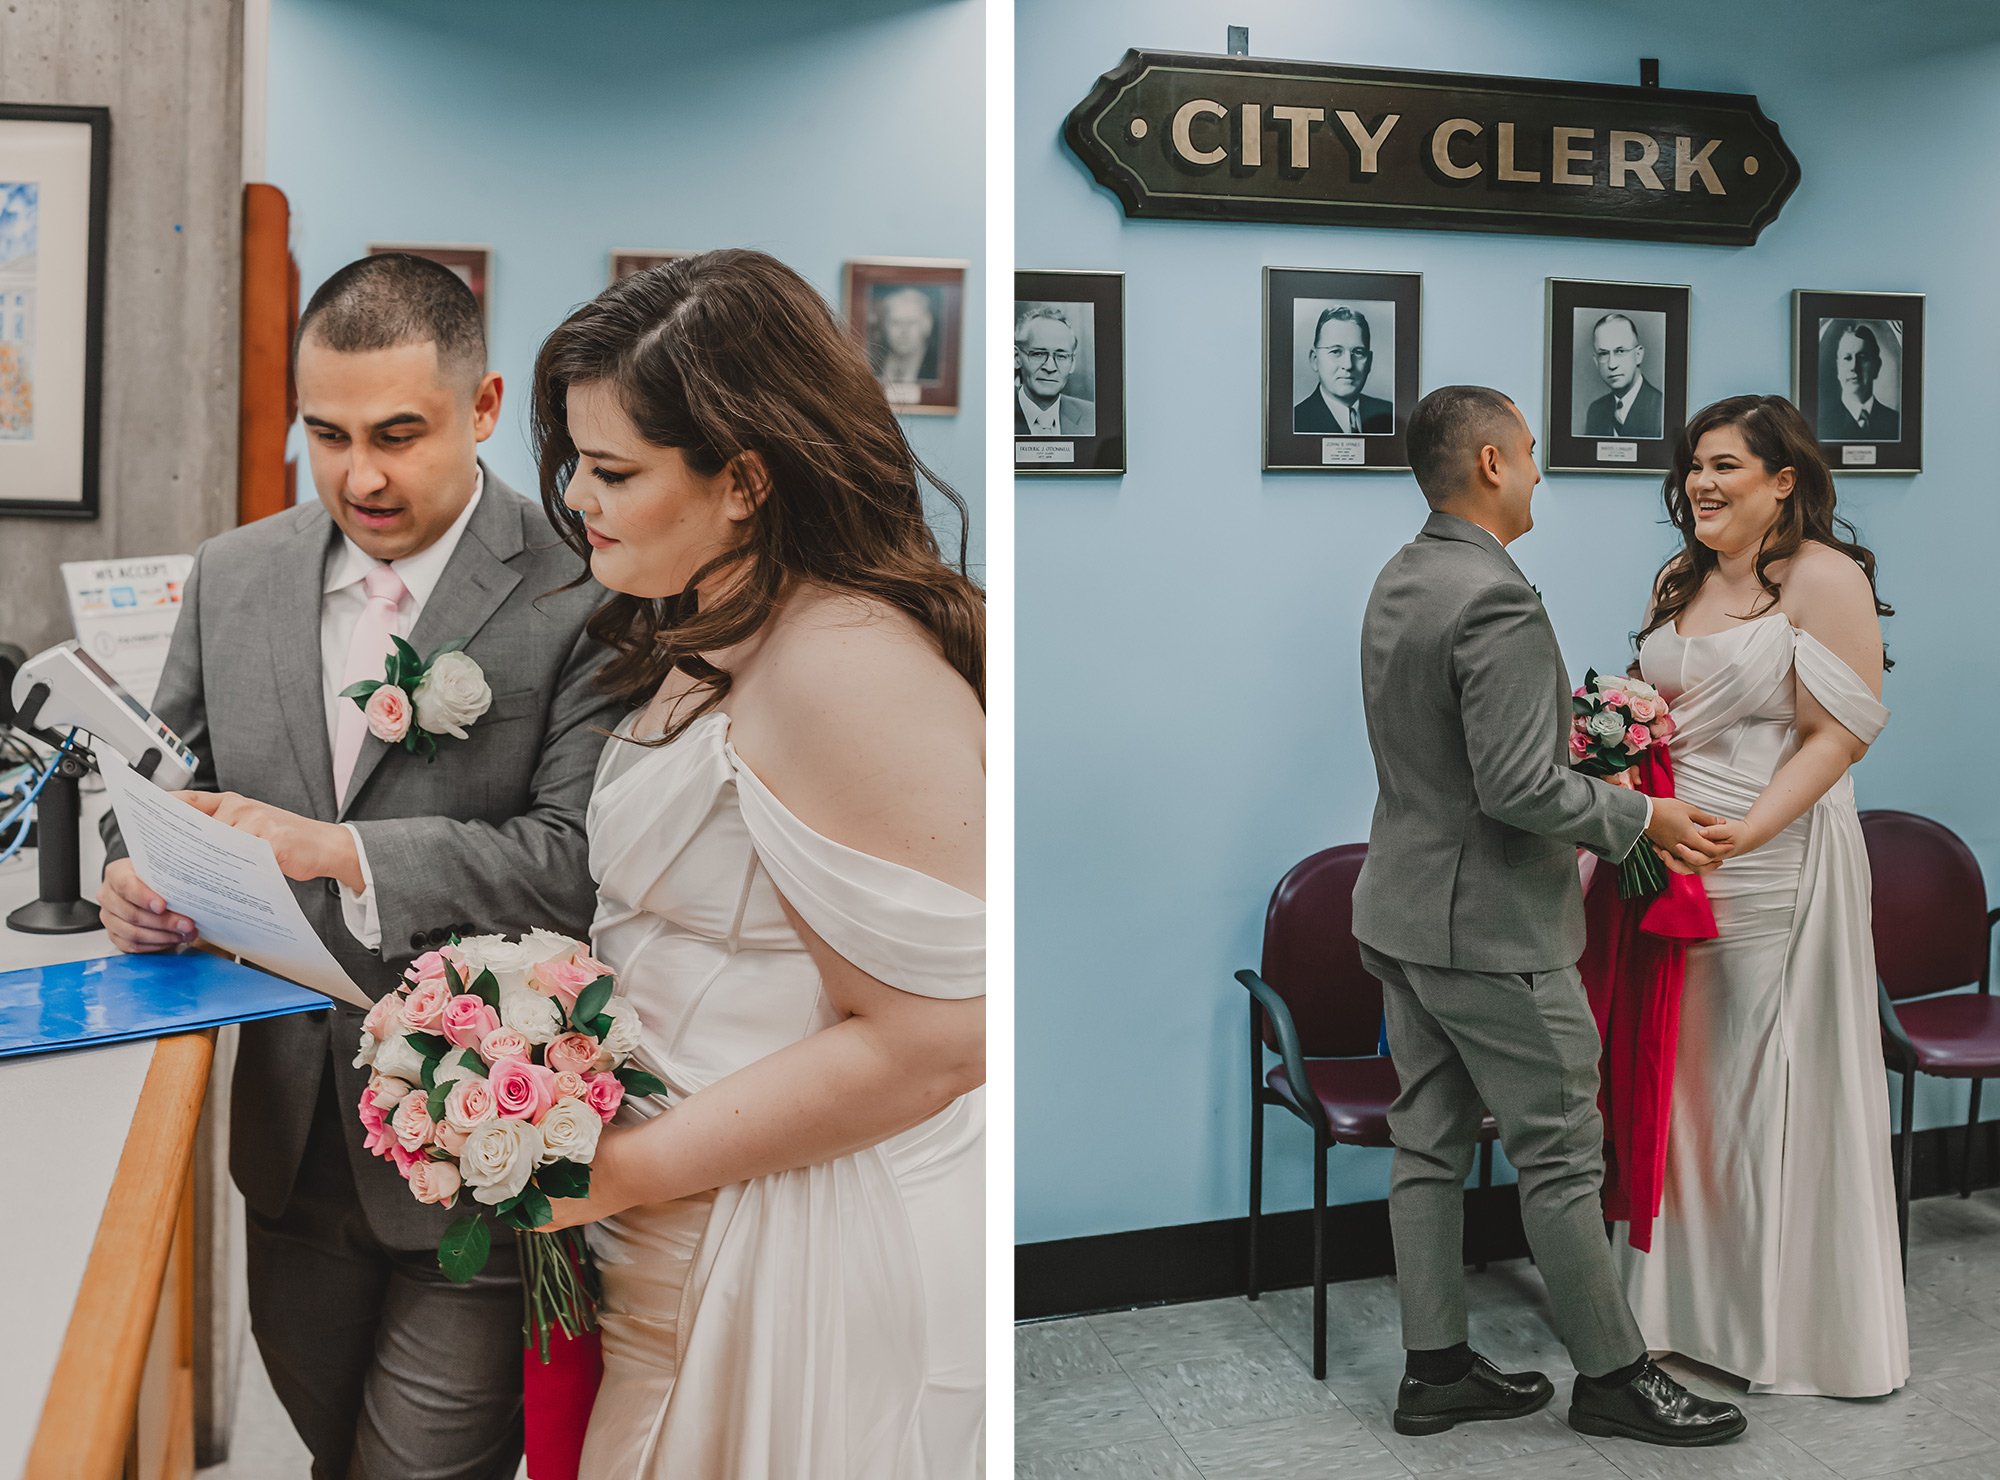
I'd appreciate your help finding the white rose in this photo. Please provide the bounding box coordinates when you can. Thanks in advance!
[461,1118,544,1206]
[518,928,584,967]
[1584,710,1628,746]
[411,650,493,740]
[499,979,565,1045]
[353,1024,379,1070]
[593,998,644,1069]
[461,935,546,997]
[434,1053,481,1092]
[537,1100,603,1166]
[371,1031,427,1086]
[369,1073,415,1112]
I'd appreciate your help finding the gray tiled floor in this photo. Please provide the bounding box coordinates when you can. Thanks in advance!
[1016,1191,2000,1479]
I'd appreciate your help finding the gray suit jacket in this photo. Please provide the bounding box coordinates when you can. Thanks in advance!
[1350,511,1648,974]
[104,470,626,1248]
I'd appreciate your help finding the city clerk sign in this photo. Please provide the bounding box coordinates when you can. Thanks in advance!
[1065,51,1800,245]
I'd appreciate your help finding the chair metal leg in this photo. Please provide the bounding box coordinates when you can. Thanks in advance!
[1248,1099,1264,1300]
[1897,1071,1916,1272]
[1962,1079,1984,1198]
[1312,1131,1328,1381]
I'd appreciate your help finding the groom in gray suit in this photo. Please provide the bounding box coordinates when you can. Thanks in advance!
[98,254,622,1479]
[1352,386,1746,1447]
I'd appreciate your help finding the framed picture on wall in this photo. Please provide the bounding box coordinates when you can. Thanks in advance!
[1793,290,1923,474]
[0,104,109,520]
[843,257,966,416]
[1263,267,1419,472]
[1544,279,1690,475]
[1013,269,1124,476]
[367,242,492,331]
[609,249,693,285]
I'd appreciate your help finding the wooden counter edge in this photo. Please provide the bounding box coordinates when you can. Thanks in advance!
[25,1030,216,1480]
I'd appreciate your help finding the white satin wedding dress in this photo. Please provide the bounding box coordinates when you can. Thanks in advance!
[577,710,985,1477]
[1610,611,1908,1396]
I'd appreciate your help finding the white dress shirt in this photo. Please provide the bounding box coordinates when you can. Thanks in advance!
[1018,387,1061,436]
[320,470,485,950]
[1610,378,1643,427]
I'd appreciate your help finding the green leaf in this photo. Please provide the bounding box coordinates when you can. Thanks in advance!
[404,1032,447,1062]
[570,976,615,1032]
[494,1191,527,1217]
[392,634,424,678]
[473,969,501,1010]
[517,1189,553,1230]
[421,1056,437,1092]
[383,650,403,687]
[616,1065,668,1099]
[1572,695,1595,715]
[588,1013,612,1039]
[1583,667,1600,689]
[457,1048,485,1077]
[442,957,465,994]
[339,679,385,702]
[537,1161,591,1199]
[437,1216,491,1284]
[427,1083,450,1121]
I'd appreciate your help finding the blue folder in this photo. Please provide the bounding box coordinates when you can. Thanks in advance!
[0,951,333,1059]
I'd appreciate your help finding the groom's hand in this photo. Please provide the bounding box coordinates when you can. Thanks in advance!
[1644,796,1736,872]
[176,791,365,891]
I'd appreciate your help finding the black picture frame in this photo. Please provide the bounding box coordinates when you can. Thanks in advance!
[1013,269,1125,476]
[1793,290,1923,475]
[1544,278,1690,475]
[0,103,109,520]
[1263,267,1419,472]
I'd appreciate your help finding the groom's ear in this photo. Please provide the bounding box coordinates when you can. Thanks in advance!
[720,450,772,523]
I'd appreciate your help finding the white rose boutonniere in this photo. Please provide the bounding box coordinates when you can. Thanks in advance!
[340,638,493,760]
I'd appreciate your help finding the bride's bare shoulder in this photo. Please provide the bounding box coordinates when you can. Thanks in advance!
[1777,541,1875,617]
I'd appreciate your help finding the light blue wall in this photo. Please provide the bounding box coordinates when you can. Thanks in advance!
[1017,0,2000,1245]
[267,0,984,572]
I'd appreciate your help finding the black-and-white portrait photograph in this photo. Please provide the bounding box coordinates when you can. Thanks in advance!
[1264,267,1420,472]
[1014,269,1124,474]
[1290,299,1397,436]
[1543,279,1690,474]
[1793,290,1924,473]
[841,257,966,415]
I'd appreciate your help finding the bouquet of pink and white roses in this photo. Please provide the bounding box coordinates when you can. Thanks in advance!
[352,929,664,1358]
[1570,670,1680,900]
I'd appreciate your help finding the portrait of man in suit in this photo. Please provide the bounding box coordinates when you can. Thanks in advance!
[868,283,942,386]
[1821,320,1901,441]
[1579,312,1665,439]
[1014,302,1096,436]
[1294,305,1394,435]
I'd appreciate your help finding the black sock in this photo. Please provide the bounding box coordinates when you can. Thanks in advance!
[1581,1354,1648,1389]
[1405,1342,1475,1385]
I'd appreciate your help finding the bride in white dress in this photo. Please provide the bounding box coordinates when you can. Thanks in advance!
[1609,394,1906,1397]
[528,249,986,1476]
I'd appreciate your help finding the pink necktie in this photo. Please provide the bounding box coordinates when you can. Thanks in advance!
[333,564,408,803]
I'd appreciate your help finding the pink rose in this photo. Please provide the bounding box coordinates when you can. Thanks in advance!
[406,1158,462,1208]
[433,1120,470,1156]
[1627,696,1660,723]
[1622,724,1652,754]
[585,1072,625,1124]
[362,994,402,1042]
[531,954,610,1010]
[390,1142,426,1177]
[545,1032,601,1078]
[368,1072,413,1112]
[392,1092,436,1151]
[552,1070,590,1102]
[441,995,501,1052]
[408,950,450,985]
[358,1088,398,1158]
[1653,712,1677,741]
[444,1075,498,1130]
[489,1057,558,1122]
[1599,690,1630,711]
[478,1027,532,1066]
[401,978,453,1035]
[1569,730,1591,760]
[365,685,412,742]
[1574,685,1589,699]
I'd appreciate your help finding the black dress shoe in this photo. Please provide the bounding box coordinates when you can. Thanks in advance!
[1568,1359,1747,1446]
[1393,1353,1555,1436]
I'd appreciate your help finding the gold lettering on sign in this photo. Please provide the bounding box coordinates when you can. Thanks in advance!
[1551,126,1592,186]
[1171,99,1228,165]
[1610,130,1663,189]
[1497,121,1539,182]
[1431,118,1483,179]
[1676,137,1724,194]
[1240,103,1262,167]
[1269,105,1324,169]
[1334,110,1401,174]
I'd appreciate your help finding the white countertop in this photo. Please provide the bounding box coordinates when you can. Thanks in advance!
[0,787,158,1479]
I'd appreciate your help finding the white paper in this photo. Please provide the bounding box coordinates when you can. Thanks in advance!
[62,553,193,707]
[1015,439,1075,464]
[1842,444,1878,466]
[1320,437,1365,466]
[1596,440,1639,463]
[99,752,369,1008]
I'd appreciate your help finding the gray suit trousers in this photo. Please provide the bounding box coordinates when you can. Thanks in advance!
[1362,945,1645,1378]
[246,1073,524,1480]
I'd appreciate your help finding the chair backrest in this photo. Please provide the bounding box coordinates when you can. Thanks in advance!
[1860,809,1990,1000]
[1257,843,1382,1058]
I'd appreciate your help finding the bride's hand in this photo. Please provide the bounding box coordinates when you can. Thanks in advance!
[534,1127,642,1232]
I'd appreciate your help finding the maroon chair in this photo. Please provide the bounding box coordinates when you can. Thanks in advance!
[1861,810,2000,1268]
[1236,844,1496,1380]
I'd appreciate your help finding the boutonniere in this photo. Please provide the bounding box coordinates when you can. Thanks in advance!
[341,638,494,760]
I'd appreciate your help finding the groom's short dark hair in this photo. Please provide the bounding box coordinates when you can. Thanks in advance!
[296,253,487,387]
[1407,385,1519,507]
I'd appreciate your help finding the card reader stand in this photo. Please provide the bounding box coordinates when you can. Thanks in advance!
[5,681,121,935]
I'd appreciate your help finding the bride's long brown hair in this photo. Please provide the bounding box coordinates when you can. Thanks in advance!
[531,249,984,740]
[1639,394,1893,668]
